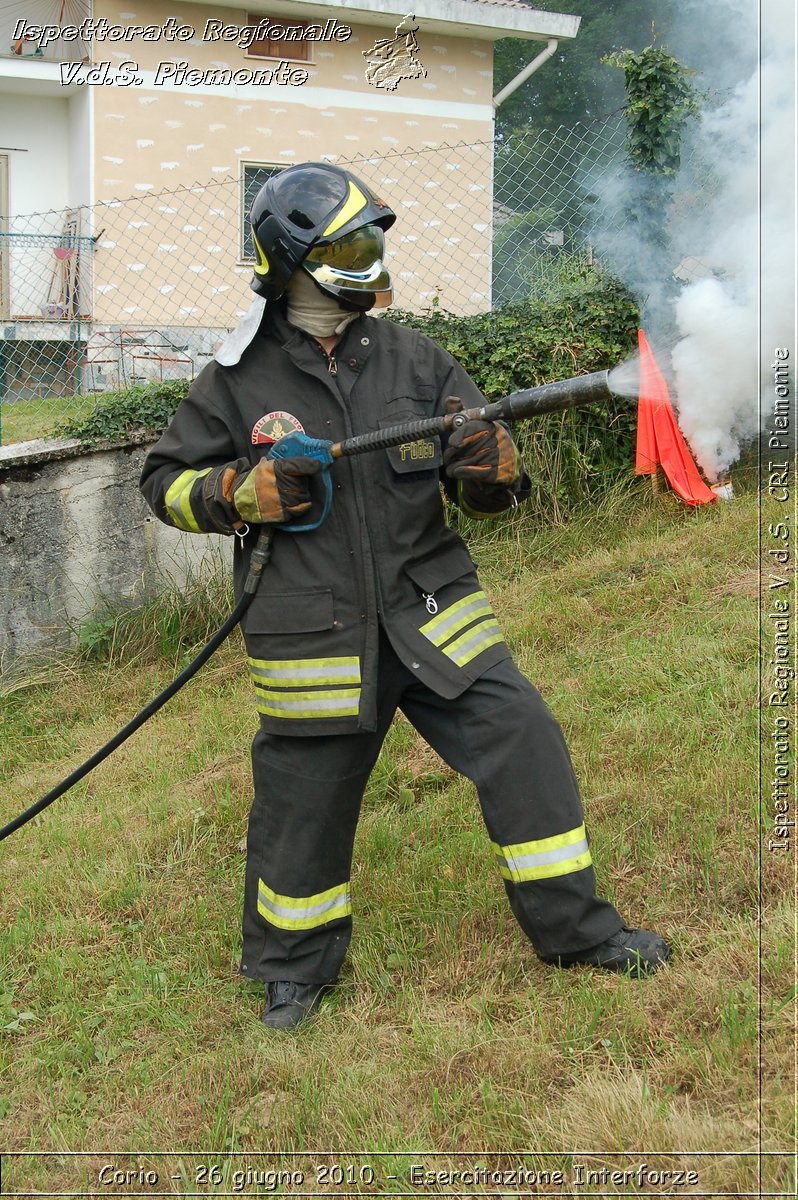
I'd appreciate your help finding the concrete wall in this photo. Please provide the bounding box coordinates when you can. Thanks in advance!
[0,435,229,668]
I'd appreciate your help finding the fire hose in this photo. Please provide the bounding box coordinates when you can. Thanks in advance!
[0,369,615,842]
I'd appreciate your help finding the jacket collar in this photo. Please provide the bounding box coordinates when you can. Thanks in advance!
[266,300,366,351]
[266,302,380,372]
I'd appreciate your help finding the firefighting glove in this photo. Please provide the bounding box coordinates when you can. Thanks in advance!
[443,417,521,486]
[232,456,321,525]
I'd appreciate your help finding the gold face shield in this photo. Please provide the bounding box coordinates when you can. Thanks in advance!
[302,224,393,310]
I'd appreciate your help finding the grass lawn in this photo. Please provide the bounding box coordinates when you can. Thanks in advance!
[0,395,97,446]
[0,483,790,1196]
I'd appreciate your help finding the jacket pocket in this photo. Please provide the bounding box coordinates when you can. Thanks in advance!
[245,588,334,636]
[384,385,437,407]
[404,542,476,593]
[380,412,442,477]
[243,588,361,724]
[405,543,506,671]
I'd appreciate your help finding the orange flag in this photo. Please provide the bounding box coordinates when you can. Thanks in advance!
[635,329,716,506]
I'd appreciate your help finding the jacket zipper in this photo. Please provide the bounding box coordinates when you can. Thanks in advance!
[308,332,338,375]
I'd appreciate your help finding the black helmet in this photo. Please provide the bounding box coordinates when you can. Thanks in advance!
[249,162,396,309]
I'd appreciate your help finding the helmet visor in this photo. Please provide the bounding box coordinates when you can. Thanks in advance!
[303,224,392,309]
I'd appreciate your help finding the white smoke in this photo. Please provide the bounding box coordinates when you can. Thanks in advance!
[672,278,757,480]
[591,0,795,482]
[669,0,795,481]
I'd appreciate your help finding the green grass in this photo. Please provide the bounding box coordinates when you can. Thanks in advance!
[0,394,97,445]
[0,485,791,1197]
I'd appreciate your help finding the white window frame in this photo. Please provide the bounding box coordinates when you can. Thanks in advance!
[239,161,285,263]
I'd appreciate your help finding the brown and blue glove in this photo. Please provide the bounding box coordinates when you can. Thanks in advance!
[231,456,321,525]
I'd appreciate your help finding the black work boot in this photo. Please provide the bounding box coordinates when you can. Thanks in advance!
[540,926,671,978]
[261,981,329,1030]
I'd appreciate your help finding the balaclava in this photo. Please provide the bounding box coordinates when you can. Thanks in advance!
[285,269,361,339]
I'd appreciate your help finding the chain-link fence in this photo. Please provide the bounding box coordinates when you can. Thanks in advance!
[0,116,711,444]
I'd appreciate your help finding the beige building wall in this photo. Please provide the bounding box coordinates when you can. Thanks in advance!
[90,0,496,322]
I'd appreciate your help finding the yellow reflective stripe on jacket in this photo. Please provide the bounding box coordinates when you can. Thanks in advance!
[248,656,361,687]
[255,688,360,719]
[248,656,361,720]
[419,590,505,668]
[492,823,592,882]
[445,618,504,667]
[258,879,351,930]
[420,590,493,647]
[164,468,212,533]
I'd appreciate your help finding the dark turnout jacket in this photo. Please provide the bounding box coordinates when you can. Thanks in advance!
[140,305,527,736]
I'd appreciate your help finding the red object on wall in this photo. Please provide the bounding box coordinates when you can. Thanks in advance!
[635,329,716,506]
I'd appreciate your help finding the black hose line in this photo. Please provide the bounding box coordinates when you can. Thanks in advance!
[0,591,252,843]
[0,531,274,844]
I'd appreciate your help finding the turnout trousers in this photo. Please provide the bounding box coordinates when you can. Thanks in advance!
[240,632,623,984]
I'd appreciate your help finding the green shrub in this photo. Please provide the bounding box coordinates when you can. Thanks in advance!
[56,379,190,444]
[392,270,638,396]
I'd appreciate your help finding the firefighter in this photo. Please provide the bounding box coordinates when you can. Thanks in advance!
[140,163,671,1030]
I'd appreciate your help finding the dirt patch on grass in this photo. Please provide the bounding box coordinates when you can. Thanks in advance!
[708,569,760,599]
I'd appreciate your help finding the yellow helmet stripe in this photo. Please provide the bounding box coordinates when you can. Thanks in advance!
[252,228,270,276]
[323,180,368,238]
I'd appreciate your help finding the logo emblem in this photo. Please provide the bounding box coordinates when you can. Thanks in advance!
[363,14,426,91]
[251,411,305,446]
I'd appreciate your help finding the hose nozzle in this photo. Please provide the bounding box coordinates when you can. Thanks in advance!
[495,370,614,421]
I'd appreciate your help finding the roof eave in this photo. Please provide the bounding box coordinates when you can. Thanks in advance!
[204,0,581,42]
